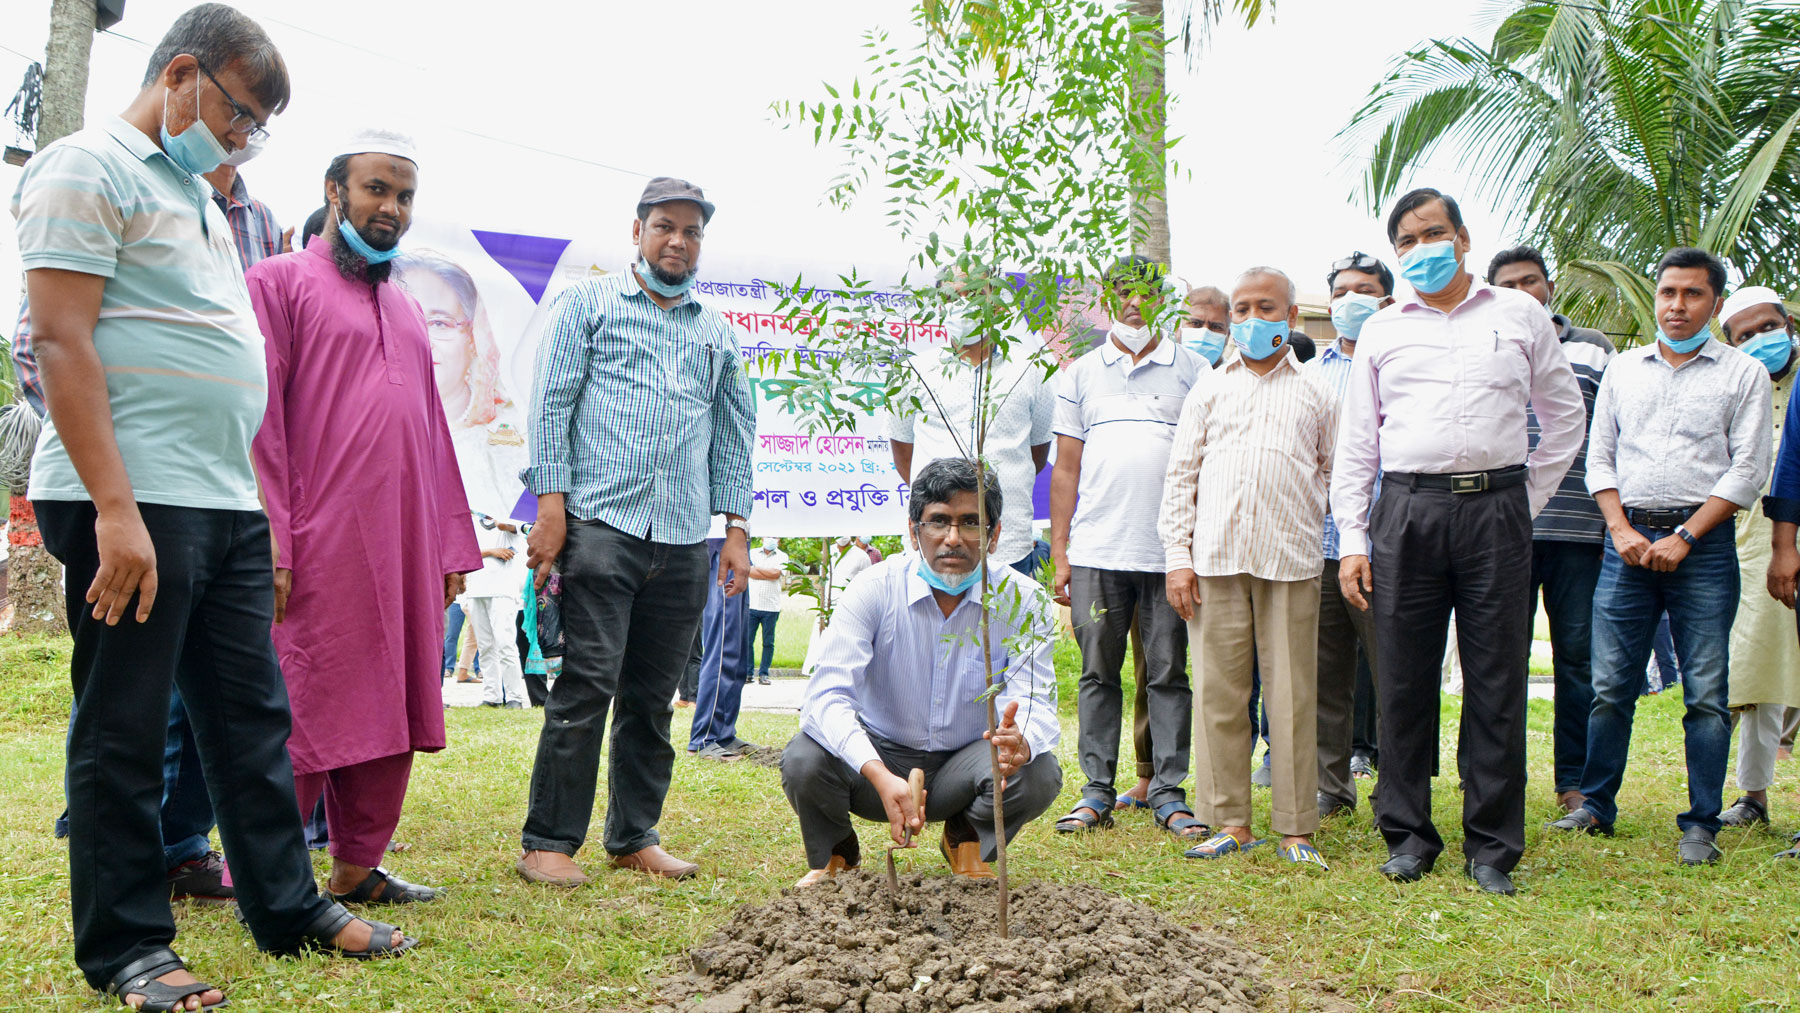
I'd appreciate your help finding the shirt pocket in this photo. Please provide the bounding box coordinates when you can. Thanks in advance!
[1463,343,1530,420]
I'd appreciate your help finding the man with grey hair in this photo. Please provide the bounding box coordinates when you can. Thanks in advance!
[782,458,1061,885]
[16,5,416,1006]
[249,128,481,906]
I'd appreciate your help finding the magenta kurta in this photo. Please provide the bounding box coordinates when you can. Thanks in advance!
[248,236,481,775]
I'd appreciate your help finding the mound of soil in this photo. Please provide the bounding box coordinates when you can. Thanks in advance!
[741,742,785,769]
[655,873,1264,1013]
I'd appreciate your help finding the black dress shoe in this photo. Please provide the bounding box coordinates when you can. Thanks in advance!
[1547,806,1615,836]
[1464,861,1516,895]
[1379,853,1433,882]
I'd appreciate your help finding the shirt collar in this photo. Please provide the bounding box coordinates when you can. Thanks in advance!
[1643,335,1726,365]
[1551,312,1573,342]
[620,266,699,312]
[1400,278,1496,315]
[1098,331,1176,368]
[903,551,986,610]
[210,171,252,210]
[105,115,168,166]
[1320,338,1354,363]
[1221,346,1300,377]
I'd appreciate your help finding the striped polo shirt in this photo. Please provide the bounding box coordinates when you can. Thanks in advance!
[11,116,267,511]
[1053,334,1205,572]
[524,270,756,544]
[1529,315,1614,543]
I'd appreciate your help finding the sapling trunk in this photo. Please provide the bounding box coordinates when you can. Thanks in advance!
[971,340,1009,938]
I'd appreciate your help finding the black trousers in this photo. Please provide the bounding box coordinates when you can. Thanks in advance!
[520,519,707,857]
[1316,557,1380,808]
[37,500,333,989]
[1369,480,1533,872]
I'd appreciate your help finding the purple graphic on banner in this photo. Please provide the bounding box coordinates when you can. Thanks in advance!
[472,230,573,304]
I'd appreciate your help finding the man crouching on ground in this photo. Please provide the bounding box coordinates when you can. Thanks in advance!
[781,458,1062,886]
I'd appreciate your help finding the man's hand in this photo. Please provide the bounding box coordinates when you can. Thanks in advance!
[527,497,567,591]
[984,700,1032,779]
[273,567,293,624]
[444,572,466,608]
[280,226,295,254]
[719,526,751,597]
[89,507,158,625]
[483,547,517,562]
[1338,554,1372,611]
[1610,525,1653,568]
[1165,567,1199,623]
[1051,558,1071,607]
[862,761,924,847]
[1770,542,1800,609]
[1641,533,1691,573]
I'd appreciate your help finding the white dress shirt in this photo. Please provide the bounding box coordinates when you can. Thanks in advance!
[747,546,789,612]
[1585,338,1772,509]
[889,342,1055,565]
[798,552,1061,772]
[1330,283,1586,557]
[462,517,525,598]
[1053,335,1207,571]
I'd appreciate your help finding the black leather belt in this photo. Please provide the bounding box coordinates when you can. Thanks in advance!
[1626,506,1702,529]
[1383,465,1527,494]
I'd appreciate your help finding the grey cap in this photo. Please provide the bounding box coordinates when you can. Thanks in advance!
[637,176,715,224]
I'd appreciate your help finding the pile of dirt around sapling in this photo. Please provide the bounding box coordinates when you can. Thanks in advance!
[654,872,1264,1013]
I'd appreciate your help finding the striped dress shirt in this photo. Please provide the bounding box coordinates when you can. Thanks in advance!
[1159,350,1339,581]
[524,270,756,544]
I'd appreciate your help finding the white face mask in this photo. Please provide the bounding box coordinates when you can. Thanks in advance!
[1109,320,1152,354]
[218,131,267,167]
[950,312,982,347]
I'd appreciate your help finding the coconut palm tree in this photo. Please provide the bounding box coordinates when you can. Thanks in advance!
[1338,0,1800,338]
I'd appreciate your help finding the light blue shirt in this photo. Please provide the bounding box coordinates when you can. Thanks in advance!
[524,270,755,543]
[1308,339,1358,559]
[799,552,1061,771]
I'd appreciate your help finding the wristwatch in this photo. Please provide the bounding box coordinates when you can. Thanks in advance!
[1673,524,1698,546]
[726,518,750,537]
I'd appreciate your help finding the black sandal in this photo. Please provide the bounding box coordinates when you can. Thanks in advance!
[292,902,418,960]
[327,866,443,905]
[106,949,226,1011]
[1054,798,1115,833]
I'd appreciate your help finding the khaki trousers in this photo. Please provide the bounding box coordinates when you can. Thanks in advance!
[1193,573,1321,837]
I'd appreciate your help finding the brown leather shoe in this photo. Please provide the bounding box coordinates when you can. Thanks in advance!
[515,850,589,887]
[610,845,700,880]
[939,834,995,878]
[1556,789,1587,814]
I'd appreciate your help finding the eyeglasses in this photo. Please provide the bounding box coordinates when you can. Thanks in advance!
[1330,251,1382,274]
[916,520,991,539]
[196,60,271,143]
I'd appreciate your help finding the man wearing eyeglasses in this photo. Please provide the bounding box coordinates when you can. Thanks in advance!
[247,128,481,907]
[1330,188,1585,894]
[15,6,420,1007]
[781,458,1061,886]
[1311,252,1394,820]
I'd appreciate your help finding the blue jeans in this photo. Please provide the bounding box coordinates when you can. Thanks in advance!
[1646,613,1680,692]
[443,602,479,674]
[1580,522,1737,833]
[744,609,779,678]
[1531,540,1602,793]
[689,540,750,751]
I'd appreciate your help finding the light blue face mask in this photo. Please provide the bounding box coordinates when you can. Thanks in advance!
[159,79,229,176]
[637,256,696,298]
[917,558,983,596]
[337,218,402,265]
[1329,293,1384,340]
[1398,240,1461,295]
[1182,326,1227,365]
[1230,316,1290,360]
[1740,329,1794,374]
[1657,326,1710,355]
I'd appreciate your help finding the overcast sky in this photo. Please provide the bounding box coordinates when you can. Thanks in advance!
[2,0,1518,331]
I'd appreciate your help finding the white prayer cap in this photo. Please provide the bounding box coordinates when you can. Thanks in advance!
[336,127,418,165]
[1720,286,1787,330]
[836,536,852,547]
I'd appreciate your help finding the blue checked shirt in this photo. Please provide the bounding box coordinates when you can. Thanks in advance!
[524,271,755,543]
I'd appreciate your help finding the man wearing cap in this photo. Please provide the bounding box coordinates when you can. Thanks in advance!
[518,177,756,884]
[247,128,481,904]
[1717,286,1800,835]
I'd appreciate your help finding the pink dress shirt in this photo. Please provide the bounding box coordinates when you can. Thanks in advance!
[1329,282,1586,558]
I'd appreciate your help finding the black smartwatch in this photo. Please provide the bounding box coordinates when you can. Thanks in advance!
[1673,524,1698,546]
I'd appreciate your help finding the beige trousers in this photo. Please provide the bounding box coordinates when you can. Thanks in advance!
[1192,573,1321,837]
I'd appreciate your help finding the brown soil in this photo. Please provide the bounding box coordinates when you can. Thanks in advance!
[742,742,785,769]
[654,873,1264,1013]
[4,542,66,636]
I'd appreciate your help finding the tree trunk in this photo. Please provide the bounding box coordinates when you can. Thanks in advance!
[39,0,97,148]
[1128,0,1171,267]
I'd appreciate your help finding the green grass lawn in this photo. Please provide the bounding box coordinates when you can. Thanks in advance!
[1,632,1796,1011]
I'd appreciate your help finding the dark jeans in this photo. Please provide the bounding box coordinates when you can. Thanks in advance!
[1580,522,1737,833]
[520,519,708,857]
[679,623,702,703]
[780,730,1062,868]
[690,541,749,751]
[1069,566,1191,809]
[1646,613,1682,692]
[1530,540,1603,793]
[38,500,332,989]
[1352,653,1378,763]
[745,609,780,678]
[1316,557,1379,808]
[1369,479,1533,873]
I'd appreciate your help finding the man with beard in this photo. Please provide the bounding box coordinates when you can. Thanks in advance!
[247,128,481,905]
[781,458,1061,886]
[517,177,756,885]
